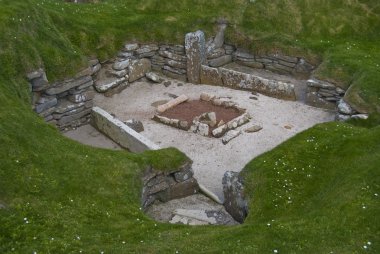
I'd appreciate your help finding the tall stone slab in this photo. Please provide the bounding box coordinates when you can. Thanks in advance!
[185,30,206,84]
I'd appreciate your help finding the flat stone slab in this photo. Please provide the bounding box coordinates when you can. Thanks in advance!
[91,106,160,153]
[146,194,238,225]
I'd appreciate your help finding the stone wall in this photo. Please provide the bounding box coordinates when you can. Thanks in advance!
[233,49,314,76]
[142,160,199,209]
[305,78,345,110]
[27,59,101,131]
[28,27,368,128]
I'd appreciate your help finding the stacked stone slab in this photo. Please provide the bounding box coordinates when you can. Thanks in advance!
[28,60,101,131]
[305,78,368,120]
[305,78,345,110]
[141,160,199,209]
[233,49,314,76]
[158,45,187,82]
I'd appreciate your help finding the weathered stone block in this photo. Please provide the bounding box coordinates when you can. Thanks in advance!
[92,107,160,152]
[129,58,151,82]
[46,76,92,95]
[165,59,187,69]
[223,171,248,223]
[68,90,95,103]
[104,82,129,97]
[57,108,92,126]
[146,72,161,83]
[305,92,336,110]
[163,65,186,75]
[174,167,194,182]
[338,99,354,115]
[30,72,49,92]
[207,48,226,59]
[113,59,131,71]
[222,130,241,145]
[185,30,206,84]
[94,77,127,93]
[159,50,186,62]
[208,55,232,67]
[235,60,264,69]
[157,178,199,202]
[162,70,187,82]
[34,96,57,113]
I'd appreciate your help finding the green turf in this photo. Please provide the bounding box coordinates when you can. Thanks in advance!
[0,0,379,253]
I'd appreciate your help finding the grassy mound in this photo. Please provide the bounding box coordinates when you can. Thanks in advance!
[0,0,379,253]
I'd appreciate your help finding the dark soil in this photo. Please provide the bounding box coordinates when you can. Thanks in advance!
[160,100,243,127]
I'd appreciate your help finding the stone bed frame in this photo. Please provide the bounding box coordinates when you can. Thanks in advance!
[153,92,251,144]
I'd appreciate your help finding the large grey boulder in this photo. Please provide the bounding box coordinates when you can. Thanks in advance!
[128,58,151,82]
[222,171,248,223]
[185,30,206,84]
[338,99,354,115]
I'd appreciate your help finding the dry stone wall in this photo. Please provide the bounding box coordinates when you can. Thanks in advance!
[28,60,101,131]
[233,49,314,76]
[142,160,199,209]
[28,27,368,129]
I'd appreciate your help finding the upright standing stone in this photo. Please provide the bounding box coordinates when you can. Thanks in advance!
[185,30,206,84]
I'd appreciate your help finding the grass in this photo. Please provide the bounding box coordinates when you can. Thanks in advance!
[0,0,379,253]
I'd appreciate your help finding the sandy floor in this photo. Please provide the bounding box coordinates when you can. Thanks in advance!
[93,78,335,200]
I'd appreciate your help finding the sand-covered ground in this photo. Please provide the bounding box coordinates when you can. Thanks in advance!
[91,79,335,200]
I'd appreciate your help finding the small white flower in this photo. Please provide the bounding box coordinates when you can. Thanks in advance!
[273,250,278,253]
[367,241,372,245]
[363,245,368,249]
[267,223,271,226]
